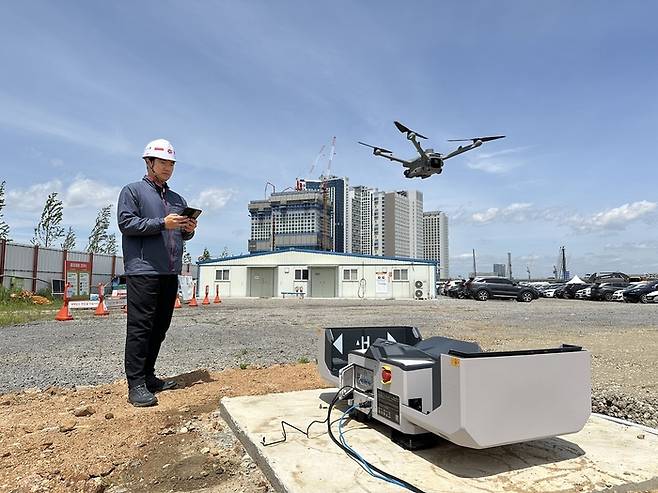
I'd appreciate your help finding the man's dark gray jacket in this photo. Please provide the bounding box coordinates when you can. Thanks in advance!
[118,177,194,276]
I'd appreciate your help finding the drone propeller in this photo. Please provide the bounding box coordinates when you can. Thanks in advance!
[358,141,393,154]
[393,121,427,139]
[447,135,506,143]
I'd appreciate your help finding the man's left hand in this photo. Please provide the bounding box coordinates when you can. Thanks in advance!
[182,217,197,233]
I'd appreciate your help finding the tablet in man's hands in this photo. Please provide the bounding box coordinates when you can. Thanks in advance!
[181,207,202,219]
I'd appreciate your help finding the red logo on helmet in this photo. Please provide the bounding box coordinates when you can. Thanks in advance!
[154,147,164,151]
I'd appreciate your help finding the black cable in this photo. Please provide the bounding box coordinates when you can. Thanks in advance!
[261,416,332,446]
[261,393,348,446]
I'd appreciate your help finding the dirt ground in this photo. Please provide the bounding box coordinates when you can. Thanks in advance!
[0,364,327,493]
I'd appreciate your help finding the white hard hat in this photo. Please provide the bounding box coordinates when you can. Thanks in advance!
[142,139,176,161]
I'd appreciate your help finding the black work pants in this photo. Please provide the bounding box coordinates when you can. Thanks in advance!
[125,275,178,389]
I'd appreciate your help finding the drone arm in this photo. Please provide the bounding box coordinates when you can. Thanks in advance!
[442,140,482,160]
[408,134,426,159]
[375,152,410,165]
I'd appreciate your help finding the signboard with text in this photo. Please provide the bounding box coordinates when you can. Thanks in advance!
[375,271,389,294]
[65,260,91,299]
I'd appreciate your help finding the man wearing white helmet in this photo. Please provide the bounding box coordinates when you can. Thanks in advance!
[117,138,197,407]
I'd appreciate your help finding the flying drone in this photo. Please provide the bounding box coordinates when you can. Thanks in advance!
[359,121,505,179]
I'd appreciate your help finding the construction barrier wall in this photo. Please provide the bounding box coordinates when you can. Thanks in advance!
[0,239,197,294]
[0,240,123,293]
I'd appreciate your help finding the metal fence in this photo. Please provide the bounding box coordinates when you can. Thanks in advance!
[0,240,196,293]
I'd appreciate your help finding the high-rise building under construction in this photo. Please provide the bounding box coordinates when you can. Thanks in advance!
[298,176,349,253]
[247,190,333,253]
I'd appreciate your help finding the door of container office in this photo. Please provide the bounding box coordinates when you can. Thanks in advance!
[309,267,336,298]
[248,267,275,297]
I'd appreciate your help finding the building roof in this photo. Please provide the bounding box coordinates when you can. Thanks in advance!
[198,248,438,266]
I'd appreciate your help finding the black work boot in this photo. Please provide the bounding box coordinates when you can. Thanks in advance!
[128,383,158,407]
[146,376,177,393]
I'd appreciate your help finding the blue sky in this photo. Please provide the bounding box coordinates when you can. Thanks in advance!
[1,1,656,278]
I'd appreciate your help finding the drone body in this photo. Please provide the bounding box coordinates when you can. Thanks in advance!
[359,121,505,179]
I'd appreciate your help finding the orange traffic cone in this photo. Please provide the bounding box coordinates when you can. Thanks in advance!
[213,285,222,304]
[188,283,198,307]
[55,283,74,321]
[202,285,210,305]
[94,283,109,316]
[174,295,182,309]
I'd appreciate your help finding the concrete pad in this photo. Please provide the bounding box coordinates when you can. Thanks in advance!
[220,388,658,493]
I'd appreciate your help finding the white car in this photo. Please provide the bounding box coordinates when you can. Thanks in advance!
[575,288,590,299]
[646,290,658,303]
[544,289,557,298]
[611,289,625,302]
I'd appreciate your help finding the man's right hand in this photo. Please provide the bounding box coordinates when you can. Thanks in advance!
[164,214,188,230]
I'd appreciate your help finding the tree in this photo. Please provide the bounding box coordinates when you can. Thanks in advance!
[220,246,231,258]
[102,232,118,255]
[86,205,112,253]
[61,226,76,250]
[197,247,211,262]
[0,181,9,240]
[32,192,64,247]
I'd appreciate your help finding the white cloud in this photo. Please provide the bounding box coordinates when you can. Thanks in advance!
[63,177,120,209]
[567,201,657,233]
[193,187,237,211]
[6,180,63,213]
[471,203,534,223]
[6,177,120,213]
[465,146,527,174]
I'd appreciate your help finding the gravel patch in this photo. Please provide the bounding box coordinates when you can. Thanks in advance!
[2,297,657,427]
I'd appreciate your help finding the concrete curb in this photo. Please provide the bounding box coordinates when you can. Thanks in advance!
[220,398,288,493]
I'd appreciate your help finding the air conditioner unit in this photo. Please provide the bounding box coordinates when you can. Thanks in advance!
[414,280,424,299]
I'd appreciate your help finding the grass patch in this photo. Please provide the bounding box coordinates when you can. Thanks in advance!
[0,304,57,327]
[239,362,249,370]
[0,286,58,327]
[298,357,310,364]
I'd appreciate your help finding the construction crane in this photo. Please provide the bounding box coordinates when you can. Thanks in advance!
[296,145,326,191]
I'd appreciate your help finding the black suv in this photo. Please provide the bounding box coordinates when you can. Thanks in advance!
[586,272,630,284]
[623,280,658,304]
[468,277,538,302]
[590,282,630,301]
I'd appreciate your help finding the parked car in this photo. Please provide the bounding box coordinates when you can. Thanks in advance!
[445,280,466,298]
[589,282,630,301]
[585,272,630,284]
[612,282,645,302]
[543,288,558,298]
[468,277,539,302]
[536,283,563,297]
[611,289,626,302]
[552,285,567,298]
[645,290,658,303]
[623,280,658,304]
[575,287,590,299]
[561,282,592,299]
